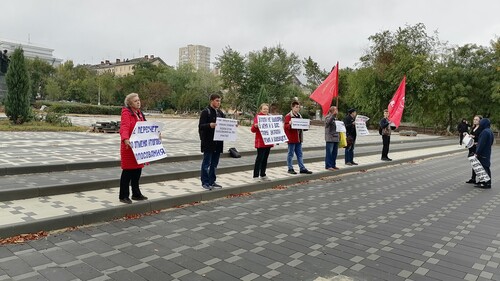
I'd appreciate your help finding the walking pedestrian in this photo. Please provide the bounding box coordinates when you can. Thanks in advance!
[284,101,313,174]
[251,103,274,181]
[119,93,148,204]
[380,109,393,161]
[457,118,470,146]
[325,106,340,170]
[474,118,494,189]
[199,93,225,190]
[343,108,358,165]
[466,115,483,184]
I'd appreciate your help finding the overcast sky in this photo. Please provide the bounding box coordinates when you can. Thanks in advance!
[1,0,498,70]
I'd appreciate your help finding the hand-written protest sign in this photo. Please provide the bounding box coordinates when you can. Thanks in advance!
[335,120,346,132]
[355,115,370,136]
[129,121,167,164]
[468,156,491,182]
[462,133,474,149]
[258,115,288,145]
[214,117,238,141]
[291,118,310,130]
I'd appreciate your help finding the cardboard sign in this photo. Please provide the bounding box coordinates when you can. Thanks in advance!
[291,118,310,130]
[355,115,370,136]
[258,115,288,145]
[462,133,474,148]
[468,156,491,182]
[335,120,346,132]
[214,117,238,141]
[129,121,167,164]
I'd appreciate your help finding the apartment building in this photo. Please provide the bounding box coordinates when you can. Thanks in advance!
[178,44,211,71]
[91,55,168,77]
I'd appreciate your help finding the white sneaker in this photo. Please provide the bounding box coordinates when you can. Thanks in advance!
[252,177,261,182]
[260,176,270,181]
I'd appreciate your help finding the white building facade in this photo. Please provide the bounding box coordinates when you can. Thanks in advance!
[0,38,63,67]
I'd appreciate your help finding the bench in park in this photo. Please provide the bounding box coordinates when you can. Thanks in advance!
[91,121,120,133]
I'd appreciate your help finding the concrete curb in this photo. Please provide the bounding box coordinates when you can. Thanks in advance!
[0,137,446,176]
[0,148,460,238]
[0,140,455,202]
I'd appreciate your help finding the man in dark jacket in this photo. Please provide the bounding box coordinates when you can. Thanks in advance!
[474,118,494,189]
[379,109,393,161]
[343,108,358,165]
[199,94,225,190]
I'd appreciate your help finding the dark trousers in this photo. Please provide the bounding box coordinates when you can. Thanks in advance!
[120,168,142,199]
[459,133,465,145]
[201,151,221,186]
[344,142,355,164]
[382,135,391,158]
[254,147,271,178]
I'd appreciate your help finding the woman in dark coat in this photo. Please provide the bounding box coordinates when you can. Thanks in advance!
[466,115,482,184]
[119,93,148,204]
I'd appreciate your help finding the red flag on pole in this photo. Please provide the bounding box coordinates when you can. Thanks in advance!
[310,62,339,116]
[387,76,406,128]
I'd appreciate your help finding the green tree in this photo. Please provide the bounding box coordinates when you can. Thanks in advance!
[25,58,55,100]
[5,48,31,124]
[302,56,328,91]
[350,23,441,125]
[214,47,246,111]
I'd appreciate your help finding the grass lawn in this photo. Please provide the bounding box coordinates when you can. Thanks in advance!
[0,119,88,132]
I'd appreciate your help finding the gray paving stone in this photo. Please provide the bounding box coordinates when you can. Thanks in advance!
[37,267,79,281]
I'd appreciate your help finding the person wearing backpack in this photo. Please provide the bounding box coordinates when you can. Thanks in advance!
[251,103,274,181]
[198,93,225,190]
[379,109,393,161]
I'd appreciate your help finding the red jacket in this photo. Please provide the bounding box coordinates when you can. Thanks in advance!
[120,107,145,170]
[284,112,302,144]
[251,113,274,148]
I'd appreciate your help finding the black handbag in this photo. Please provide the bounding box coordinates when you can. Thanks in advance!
[228,147,241,158]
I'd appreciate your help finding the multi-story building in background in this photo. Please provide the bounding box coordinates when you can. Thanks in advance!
[178,44,210,71]
[0,38,63,67]
[90,55,168,77]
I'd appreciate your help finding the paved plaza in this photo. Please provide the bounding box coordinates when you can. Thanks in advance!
[0,150,498,281]
[0,115,441,168]
[0,115,497,280]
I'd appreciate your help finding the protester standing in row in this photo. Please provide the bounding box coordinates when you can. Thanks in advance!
[474,118,494,189]
[119,93,148,204]
[199,94,225,190]
[344,108,358,165]
[284,101,313,174]
[466,115,483,184]
[251,103,274,181]
[324,106,340,170]
[379,109,393,161]
[457,118,470,146]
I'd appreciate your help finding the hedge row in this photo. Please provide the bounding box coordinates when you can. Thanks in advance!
[34,101,122,115]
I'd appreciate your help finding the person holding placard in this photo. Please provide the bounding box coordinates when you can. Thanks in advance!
[466,115,483,184]
[119,93,148,204]
[199,93,225,190]
[324,106,340,171]
[343,108,358,165]
[251,103,274,181]
[284,101,313,174]
[474,118,494,189]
